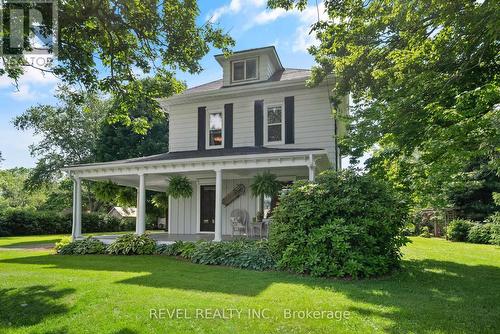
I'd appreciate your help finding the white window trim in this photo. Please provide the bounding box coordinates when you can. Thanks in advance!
[264,102,285,146]
[231,57,258,83]
[206,110,224,150]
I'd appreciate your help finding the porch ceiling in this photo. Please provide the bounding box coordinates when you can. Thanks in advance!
[84,165,312,192]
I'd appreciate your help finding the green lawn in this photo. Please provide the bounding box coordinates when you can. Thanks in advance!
[0,237,499,333]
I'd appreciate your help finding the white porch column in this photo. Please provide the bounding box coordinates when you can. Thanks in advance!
[214,169,223,242]
[167,195,172,234]
[308,154,316,181]
[136,174,146,235]
[72,177,82,240]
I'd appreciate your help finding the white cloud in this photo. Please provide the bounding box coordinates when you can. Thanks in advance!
[253,8,288,25]
[291,3,328,53]
[209,0,327,53]
[0,65,59,101]
[208,0,267,23]
[11,84,38,101]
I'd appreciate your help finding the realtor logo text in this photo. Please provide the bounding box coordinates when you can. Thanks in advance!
[150,308,350,321]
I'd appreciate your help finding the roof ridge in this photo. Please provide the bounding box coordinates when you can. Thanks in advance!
[284,67,311,71]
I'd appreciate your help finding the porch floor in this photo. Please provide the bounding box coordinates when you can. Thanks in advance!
[92,232,264,245]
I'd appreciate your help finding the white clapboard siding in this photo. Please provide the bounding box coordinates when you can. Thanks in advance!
[169,179,257,235]
[168,84,338,162]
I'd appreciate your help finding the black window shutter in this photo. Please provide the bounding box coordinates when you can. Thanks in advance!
[254,100,264,146]
[224,103,233,148]
[197,106,206,150]
[284,96,295,144]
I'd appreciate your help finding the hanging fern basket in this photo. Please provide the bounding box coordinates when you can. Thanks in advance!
[167,175,193,199]
[250,172,281,198]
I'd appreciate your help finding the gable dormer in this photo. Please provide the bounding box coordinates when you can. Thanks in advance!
[214,46,284,87]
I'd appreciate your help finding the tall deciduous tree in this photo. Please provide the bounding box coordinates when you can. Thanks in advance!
[1,0,234,131]
[13,86,108,188]
[269,0,500,214]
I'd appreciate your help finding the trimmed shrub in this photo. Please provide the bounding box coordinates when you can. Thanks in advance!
[467,224,492,244]
[485,212,500,245]
[0,208,136,236]
[419,226,432,238]
[0,209,68,236]
[56,237,106,255]
[446,219,474,242]
[107,233,157,255]
[269,169,408,279]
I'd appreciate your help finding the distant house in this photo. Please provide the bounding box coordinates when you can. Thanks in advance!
[108,207,137,220]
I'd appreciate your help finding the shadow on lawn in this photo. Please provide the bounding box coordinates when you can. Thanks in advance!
[339,259,500,333]
[1,255,499,333]
[0,239,62,248]
[0,285,74,328]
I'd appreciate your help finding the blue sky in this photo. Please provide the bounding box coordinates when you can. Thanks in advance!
[0,0,326,169]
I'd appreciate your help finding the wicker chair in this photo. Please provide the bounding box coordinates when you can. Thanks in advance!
[230,209,249,237]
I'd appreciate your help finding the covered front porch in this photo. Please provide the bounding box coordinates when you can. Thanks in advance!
[63,147,329,243]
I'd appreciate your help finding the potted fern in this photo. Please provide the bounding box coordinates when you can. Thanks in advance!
[166,175,193,198]
[250,172,281,221]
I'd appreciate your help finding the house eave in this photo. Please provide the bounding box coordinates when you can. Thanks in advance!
[159,77,311,107]
[62,149,328,178]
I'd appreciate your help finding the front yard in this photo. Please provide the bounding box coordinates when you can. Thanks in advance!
[0,236,499,333]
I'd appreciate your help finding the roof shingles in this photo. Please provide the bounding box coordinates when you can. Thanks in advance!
[182,68,310,95]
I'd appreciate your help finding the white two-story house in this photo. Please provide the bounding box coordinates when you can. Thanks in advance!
[64,46,347,242]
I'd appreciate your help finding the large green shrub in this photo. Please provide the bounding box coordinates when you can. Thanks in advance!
[56,237,106,255]
[467,224,493,244]
[269,169,408,278]
[107,233,157,255]
[446,219,474,242]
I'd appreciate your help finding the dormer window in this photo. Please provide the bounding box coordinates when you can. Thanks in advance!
[232,58,258,82]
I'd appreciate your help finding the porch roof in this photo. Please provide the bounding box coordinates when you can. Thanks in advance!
[67,146,324,168]
[62,147,328,191]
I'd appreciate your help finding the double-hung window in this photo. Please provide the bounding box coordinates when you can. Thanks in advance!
[207,112,223,148]
[265,104,284,145]
[232,58,258,82]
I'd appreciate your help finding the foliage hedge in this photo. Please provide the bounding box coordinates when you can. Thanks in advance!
[269,169,408,279]
[157,240,276,271]
[487,213,500,245]
[445,217,499,245]
[446,219,475,242]
[467,223,493,244]
[0,208,150,236]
